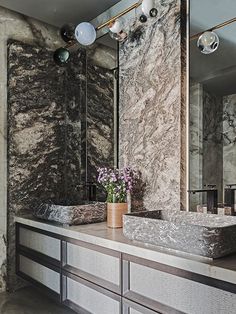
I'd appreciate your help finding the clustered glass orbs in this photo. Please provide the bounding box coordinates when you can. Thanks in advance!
[139,0,158,23]
[197,31,219,54]
[53,0,159,64]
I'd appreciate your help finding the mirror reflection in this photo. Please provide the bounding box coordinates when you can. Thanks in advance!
[189,0,236,212]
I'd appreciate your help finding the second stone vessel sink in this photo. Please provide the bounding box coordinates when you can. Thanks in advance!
[123,210,236,258]
[33,201,106,225]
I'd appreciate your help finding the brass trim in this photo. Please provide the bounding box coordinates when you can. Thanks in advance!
[96,1,141,30]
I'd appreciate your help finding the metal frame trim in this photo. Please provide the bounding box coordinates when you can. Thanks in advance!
[123,253,236,295]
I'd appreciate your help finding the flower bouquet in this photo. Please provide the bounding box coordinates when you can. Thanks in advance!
[97,167,136,228]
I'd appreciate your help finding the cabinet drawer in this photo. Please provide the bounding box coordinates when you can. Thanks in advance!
[63,272,121,314]
[18,255,60,299]
[123,298,160,314]
[63,240,121,293]
[123,254,236,314]
[18,225,60,261]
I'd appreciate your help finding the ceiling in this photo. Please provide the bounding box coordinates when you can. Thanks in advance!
[190,0,236,96]
[0,0,121,27]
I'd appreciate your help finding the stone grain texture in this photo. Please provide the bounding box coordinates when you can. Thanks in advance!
[123,210,236,258]
[7,41,115,291]
[119,0,186,211]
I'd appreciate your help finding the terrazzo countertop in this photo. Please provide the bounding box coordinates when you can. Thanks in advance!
[15,215,236,286]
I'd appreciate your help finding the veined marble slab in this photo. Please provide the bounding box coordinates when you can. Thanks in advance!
[15,215,236,286]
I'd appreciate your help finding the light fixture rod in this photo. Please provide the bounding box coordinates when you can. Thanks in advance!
[64,1,141,49]
[96,1,141,30]
[190,16,236,41]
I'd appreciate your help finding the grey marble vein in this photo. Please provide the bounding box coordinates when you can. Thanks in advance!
[119,0,184,211]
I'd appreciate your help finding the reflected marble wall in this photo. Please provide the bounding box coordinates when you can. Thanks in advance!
[223,94,236,187]
[203,89,223,202]
[119,0,185,211]
[87,64,115,186]
[189,81,203,210]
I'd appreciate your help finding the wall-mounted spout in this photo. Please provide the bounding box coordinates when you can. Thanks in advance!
[224,184,236,210]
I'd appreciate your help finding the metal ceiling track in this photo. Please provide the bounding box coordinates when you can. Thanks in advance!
[190,16,236,41]
[65,1,141,49]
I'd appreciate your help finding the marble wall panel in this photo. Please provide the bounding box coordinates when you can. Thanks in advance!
[8,40,66,290]
[0,6,64,292]
[119,0,185,211]
[7,40,115,290]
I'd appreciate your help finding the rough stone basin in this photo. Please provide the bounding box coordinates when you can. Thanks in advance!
[33,201,106,225]
[123,210,236,258]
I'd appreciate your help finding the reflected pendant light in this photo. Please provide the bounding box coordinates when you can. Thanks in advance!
[197,31,219,54]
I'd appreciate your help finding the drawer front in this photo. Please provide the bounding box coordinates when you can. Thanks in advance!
[63,273,121,314]
[19,225,60,261]
[19,255,60,294]
[123,298,160,314]
[123,254,236,314]
[63,240,121,293]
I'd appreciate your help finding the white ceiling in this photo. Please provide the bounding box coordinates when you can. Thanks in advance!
[190,0,236,95]
[0,0,121,27]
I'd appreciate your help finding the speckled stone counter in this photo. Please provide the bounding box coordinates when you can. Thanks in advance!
[15,215,236,286]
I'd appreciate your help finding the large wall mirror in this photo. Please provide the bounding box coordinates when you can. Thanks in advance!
[189,0,236,211]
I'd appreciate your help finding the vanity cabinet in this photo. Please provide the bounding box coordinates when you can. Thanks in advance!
[62,272,121,314]
[123,298,160,314]
[62,239,121,294]
[16,223,236,314]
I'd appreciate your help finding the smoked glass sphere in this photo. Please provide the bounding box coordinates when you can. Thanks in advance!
[139,14,147,23]
[150,8,158,17]
[60,24,75,42]
[53,48,70,66]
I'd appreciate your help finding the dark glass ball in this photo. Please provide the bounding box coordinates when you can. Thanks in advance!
[139,14,147,23]
[53,48,70,66]
[150,8,158,17]
[60,24,75,43]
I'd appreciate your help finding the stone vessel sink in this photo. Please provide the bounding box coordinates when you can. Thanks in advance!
[33,201,106,225]
[123,210,236,258]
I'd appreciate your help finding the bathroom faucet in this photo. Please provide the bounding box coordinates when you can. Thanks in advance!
[188,186,218,214]
[224,184,236,210]
[85,182,97,201]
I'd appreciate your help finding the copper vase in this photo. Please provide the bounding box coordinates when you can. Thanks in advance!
[107,202,128,228]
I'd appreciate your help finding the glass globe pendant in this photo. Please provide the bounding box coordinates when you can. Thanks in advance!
[53,48,70,66]
[197,31,219,54]
[74,22,96,46]
[60,24,75,43]
[109,19,124,34]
